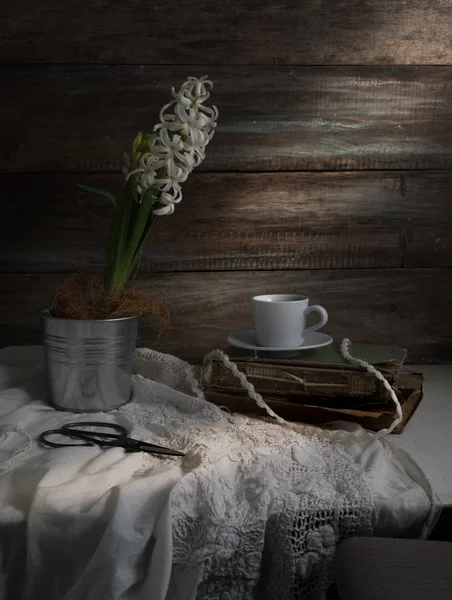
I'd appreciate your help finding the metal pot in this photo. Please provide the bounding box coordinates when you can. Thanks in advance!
[41,310,138,412]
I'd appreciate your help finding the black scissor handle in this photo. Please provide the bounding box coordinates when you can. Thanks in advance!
[40,422,128,448]
[60,421,128,447]
[40,428,95,448]
[61,422,127,439]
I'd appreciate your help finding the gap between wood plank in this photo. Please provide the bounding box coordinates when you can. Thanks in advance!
[2,63,452,67]
[3,168,452,176]
[5,268,451,276]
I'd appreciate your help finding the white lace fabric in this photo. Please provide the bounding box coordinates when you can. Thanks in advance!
[131,348,427,600]
[0,346,433,600]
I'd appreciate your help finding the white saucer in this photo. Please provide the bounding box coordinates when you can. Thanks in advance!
[227,330,333,353]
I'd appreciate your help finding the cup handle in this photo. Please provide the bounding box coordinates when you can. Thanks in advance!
[303,305,328,334]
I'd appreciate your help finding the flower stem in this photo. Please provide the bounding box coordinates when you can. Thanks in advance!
[104,178,157,298]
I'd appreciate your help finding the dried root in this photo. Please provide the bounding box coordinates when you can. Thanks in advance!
[49,273,171,334]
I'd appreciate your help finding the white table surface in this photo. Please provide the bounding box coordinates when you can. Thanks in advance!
[391,365,452,506]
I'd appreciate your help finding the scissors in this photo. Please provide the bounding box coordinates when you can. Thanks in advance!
[39,421,185,457]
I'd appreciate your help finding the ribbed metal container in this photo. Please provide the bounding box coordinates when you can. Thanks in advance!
[41,310,138,412]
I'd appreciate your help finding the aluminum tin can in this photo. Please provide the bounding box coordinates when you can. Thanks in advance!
[41,310,137,412]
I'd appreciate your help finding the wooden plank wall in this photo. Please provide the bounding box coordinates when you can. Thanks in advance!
[1,1,452,363]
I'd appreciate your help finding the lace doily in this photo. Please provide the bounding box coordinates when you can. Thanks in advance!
[131,348,374,600]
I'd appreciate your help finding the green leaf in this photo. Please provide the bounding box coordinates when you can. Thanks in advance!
[104,176,136,297]
[122,187,156,282]
[77,184,116,207]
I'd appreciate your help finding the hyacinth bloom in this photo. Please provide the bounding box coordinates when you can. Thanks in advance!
[79,76,218,298]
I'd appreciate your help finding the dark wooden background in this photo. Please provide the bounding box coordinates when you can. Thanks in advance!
[1,1,452,362]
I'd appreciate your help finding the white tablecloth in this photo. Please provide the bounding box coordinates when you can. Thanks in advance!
[0,346,434,600]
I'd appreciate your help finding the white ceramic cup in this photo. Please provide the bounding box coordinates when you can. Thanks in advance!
[252,294,328,347]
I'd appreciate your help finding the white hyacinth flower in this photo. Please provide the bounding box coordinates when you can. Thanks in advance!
[125,75,218,216]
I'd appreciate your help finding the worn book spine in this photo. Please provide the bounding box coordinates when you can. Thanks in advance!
[204,374,423,434]
[202,360,402,400]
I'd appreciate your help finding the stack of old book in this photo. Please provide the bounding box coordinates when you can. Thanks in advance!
[201,343,423,433]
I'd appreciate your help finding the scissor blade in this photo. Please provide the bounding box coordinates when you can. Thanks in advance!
[138,442,185,457]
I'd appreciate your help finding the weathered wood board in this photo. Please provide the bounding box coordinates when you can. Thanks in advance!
[1,171,451,272]
[1,270,451,363]
[2,66,452,172]
[1,0,451,65]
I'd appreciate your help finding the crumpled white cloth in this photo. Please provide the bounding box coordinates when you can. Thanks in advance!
[0,346,433,600]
